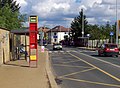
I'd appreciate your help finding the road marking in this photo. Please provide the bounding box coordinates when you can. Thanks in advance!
[62,60,81,64]
[53,64,92,68]
[69,53,120,82]
[59,68,96,78]
[86,53,120,68]
[61,77,120,87]
[77,51,120,69]
[48,50,96,54]
[49,51,52,53]
[59,51,64,53]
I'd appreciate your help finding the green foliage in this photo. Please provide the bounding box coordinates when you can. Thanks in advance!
[86,22,116,43]
[0,0,20,12]
[0,0,26,30]
[70,9,88,40]
[87,24,100,40]
[70,9,116,42]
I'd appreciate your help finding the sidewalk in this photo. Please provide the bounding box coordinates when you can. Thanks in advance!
[0,46,58,88]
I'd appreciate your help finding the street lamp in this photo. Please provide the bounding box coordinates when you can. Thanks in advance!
[87,34,90,48]
[82,9,84,38]
[116,0,118,45]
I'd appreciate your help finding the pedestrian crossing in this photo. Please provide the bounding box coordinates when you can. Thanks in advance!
[48,50,96,53]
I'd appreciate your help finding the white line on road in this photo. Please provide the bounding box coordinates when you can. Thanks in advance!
[78,52,120,69]
[69,53,120,82]
[61,77,120,87]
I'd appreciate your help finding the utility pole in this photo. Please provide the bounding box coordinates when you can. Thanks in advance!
[116,0,118,45]
[82,9,84,38]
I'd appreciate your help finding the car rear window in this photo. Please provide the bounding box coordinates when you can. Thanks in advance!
[105,44,117,49]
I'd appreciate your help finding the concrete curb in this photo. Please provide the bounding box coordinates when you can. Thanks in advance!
[78,47,96,51]
[45,51,58,88]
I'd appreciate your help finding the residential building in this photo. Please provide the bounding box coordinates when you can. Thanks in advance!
[38,27,49,45]
[47,26,70,44]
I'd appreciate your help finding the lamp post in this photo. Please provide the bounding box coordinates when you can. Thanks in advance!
[116,0,118,45]
[82,9,84,38]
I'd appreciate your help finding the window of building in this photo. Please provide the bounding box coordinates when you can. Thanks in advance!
[54,38,57,42]
[54,32,56,35]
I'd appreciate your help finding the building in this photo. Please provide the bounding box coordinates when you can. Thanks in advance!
[0,27,10,64]
[47,26,70,44]
[38,27,50,45]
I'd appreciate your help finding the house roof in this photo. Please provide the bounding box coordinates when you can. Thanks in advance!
[47,26,70,32]
[38,27,49,33]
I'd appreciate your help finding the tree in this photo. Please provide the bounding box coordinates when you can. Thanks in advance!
[0,0,20,12]
[70,9,88,40]
[87,24,101,40]
[111,23,116,43]
[0,0,26,30]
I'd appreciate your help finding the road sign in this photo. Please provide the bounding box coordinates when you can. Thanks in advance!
[53,35,57,38]
[110,32,114,36]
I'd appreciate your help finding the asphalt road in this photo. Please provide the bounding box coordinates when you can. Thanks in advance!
[47,45,120,88]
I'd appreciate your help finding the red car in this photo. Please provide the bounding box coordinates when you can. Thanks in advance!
[98,43,119,57]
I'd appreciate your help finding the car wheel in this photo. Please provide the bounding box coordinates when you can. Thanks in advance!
[116,55,118,57]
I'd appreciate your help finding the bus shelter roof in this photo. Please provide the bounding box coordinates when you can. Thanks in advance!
[11,28,29,35]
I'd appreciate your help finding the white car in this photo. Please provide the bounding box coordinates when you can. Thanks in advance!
[53,43,62,50]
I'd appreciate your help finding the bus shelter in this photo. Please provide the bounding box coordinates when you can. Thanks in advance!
[10,29,29,61]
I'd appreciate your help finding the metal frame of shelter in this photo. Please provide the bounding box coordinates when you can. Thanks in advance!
[10,29,29,61]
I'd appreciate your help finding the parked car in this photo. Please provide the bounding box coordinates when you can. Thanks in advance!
[53,43,62,50]
[98,43,119,57]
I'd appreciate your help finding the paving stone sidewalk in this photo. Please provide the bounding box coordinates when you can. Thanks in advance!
[0,46,52,88]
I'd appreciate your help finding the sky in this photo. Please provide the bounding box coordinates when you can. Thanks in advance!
[14,0,120,28]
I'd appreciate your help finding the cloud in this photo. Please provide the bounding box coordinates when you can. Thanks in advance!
[15,0,120,27]
[31,1,70,18]
[87,18,97,24]
[81,0,120,25]
[102,0,120,4]
[79,0,102,10]
[14,0,27,12]
[14,0,27,6]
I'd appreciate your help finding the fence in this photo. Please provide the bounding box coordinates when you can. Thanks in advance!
[88,39,109,48]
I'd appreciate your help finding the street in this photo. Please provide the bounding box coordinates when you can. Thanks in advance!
[47,45,120,88]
